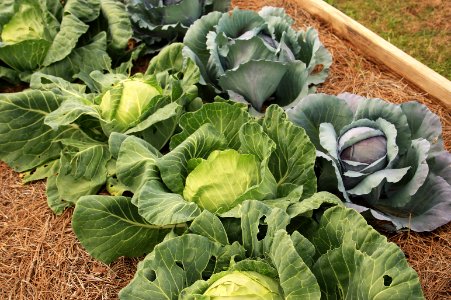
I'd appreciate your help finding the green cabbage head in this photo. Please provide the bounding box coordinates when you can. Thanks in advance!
[1,2,49,43]
[203,271,283,299]
[183,149,262,213]
[287,93,451,232]
[99,77,162,134]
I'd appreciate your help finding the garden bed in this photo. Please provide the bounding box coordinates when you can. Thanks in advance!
[1,0,450,299]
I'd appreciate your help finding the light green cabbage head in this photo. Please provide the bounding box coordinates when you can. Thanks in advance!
[99,77,162,134]
[183,149,261,213]
[1,3,47,43]
[203,271,283,299]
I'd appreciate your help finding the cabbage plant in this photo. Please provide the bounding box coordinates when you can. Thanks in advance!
[0,43,200,213]
[183,6,332,114]
[70,101,318,262]
[287,93,451,232]
[0,0,132,84]
[116,200,423,299]
[126,0,230,53]
[118,102,317,222]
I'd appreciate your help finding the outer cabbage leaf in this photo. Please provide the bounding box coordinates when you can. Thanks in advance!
[218,60,290,111]
[189,210,229,245]
[133,179,203,225]
[305,206,424,299]
[63,0,101,22]
[72,195,178,264]
[73,171,422,299]
[0,90,65,171]
[286,93,354,150]
[118,195,422,299]
[169,101,250,150]
[42,13,89,66]
[54,140,111,204]
[115,135,161,193]
[269,231,321,299]
[400,101,445,155]
[350,151,451,232]
[100,0,133,55]
[262,105,317,198]
[38,32,112,82]
[0,40,52,73]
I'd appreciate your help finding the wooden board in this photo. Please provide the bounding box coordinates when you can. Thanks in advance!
[295,0,451,109]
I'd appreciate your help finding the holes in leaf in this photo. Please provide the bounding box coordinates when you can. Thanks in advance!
[175,261,184,271]
[144,269,156,281]
[123,191,133,197]
[383,275,393,287]
[257,216,268,241]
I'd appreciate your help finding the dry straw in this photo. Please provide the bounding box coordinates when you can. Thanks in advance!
[1,0,450,299]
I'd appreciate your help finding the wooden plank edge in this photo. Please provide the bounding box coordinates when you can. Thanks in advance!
[295,0,451,110]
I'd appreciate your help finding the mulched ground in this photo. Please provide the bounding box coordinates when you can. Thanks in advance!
[1,0,450,299]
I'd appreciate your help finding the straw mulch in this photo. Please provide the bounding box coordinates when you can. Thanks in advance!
[0,162,140,299]
[1,0,450,299]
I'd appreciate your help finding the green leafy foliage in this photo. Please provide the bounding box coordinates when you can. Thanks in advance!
[183,6,332,113]
[0,43,201,214]
[118,200,423,299]
[71,102,318,264]
[118,102,316,225]
[0,0,132,84]
[287,93,451,232]
[126,0,230,53]
[0,4,430,299]
[72,195,177,263]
